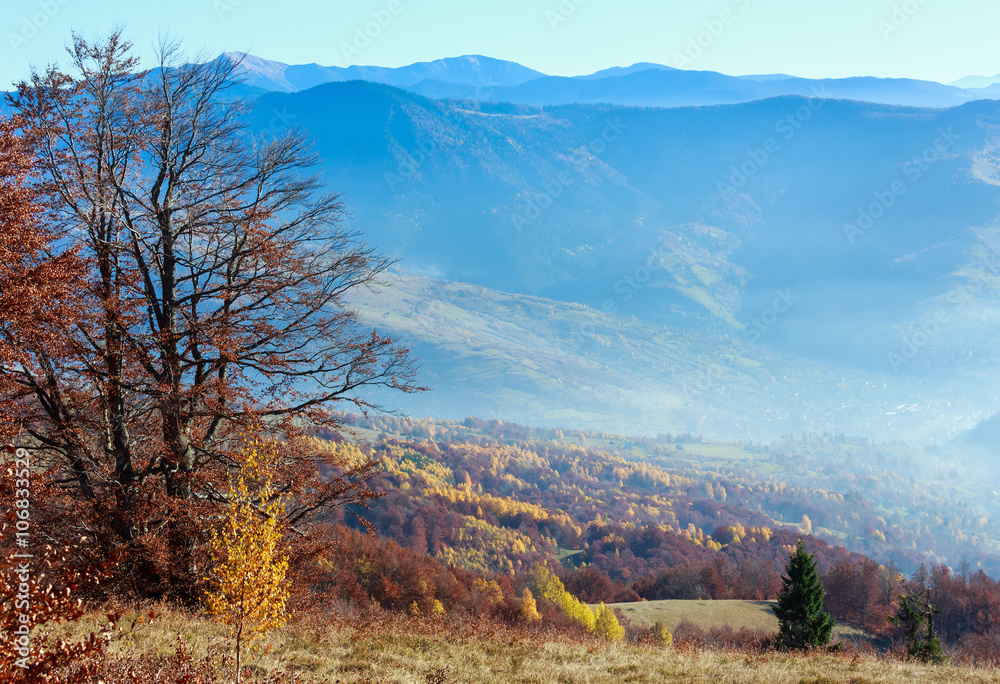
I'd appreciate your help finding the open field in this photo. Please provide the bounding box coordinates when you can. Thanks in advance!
[47,607,1000,683]
[608,599,872,642]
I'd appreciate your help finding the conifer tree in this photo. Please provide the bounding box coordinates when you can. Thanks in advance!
[773,539,834,649]
[890,587,946,664]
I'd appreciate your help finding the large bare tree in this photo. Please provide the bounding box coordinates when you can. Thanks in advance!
[0,115,85,436]
[4,31,421,596]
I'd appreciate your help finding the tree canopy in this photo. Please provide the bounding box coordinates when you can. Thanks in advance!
[2,31,422,598]
[773,539,834,649]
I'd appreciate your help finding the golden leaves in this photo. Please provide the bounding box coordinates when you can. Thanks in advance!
[203,438,290,674]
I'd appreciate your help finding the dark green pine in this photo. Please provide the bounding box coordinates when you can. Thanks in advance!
[773,539,835,649]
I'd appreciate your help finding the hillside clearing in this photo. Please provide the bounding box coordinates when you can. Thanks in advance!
[607,599,871,641]
[49,607,998,683]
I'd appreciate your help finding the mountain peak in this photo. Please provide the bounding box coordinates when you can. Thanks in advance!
[950,73,1000,89]
[213,52,546,93]
[580,62,677,80]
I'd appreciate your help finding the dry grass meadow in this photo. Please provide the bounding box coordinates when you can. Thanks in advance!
[608,599,872,642]
[40,604,1000,683]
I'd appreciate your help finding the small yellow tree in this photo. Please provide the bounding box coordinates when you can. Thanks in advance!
[472,577,504,606]
[204,439,289,683]
[652,621,673,646]
[527,565,596,633]
[519,588,541,623]
[594,602,625,642]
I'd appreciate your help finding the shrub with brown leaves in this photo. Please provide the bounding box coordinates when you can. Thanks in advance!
[0,524,116,683]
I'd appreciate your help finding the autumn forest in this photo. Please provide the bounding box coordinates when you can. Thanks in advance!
[4,28,1000,684]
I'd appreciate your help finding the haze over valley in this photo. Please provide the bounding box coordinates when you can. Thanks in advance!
[219,53,1000,450]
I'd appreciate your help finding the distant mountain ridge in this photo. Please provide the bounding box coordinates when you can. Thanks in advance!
[222,52,545,93]
[224,52,1000,109]
[950,73,1000,89]
[410,71,982,109]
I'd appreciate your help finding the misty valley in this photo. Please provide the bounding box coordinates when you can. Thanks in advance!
[5,16,1000,682]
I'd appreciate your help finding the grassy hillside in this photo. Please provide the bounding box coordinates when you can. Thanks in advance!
[348,271,999,444]
[607,599,869,642]
[55,606,1000,683]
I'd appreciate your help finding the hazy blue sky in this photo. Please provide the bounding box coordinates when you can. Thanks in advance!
[2,0,995,87]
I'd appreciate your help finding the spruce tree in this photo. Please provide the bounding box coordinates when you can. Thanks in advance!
[773,539,835,649]
[889,587,946,663]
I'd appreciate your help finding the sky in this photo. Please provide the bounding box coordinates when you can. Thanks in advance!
[2,0,997,88]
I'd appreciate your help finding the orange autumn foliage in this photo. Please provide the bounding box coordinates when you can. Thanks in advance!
[3,32,421,601]
[0,116,84,439]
